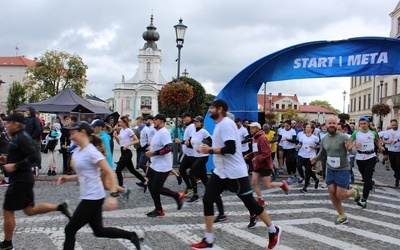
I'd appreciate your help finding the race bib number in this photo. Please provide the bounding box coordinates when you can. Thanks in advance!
[303,145,312,152]
[361,142,374,151]
[213,155,224,171]
[252,143,258,153]
[327,156,341,168]
[191,139,201,150]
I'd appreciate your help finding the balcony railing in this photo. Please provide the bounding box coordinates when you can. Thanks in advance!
[381,94,400,107]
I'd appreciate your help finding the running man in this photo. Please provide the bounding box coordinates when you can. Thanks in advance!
[190,99,281,250]
[311,117,360,225]
[0,113,71,250]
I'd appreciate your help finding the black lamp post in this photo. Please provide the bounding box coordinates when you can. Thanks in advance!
[379,76,384,129]
[342,90,346,114]
[173,18,187,168]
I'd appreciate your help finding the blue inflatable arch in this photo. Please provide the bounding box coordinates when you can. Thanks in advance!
[204,36,400,170]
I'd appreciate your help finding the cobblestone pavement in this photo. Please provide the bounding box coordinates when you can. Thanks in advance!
[0,149,399,249]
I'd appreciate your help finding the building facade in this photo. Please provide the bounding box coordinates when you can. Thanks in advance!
[349,2,400,127]
[113,15,167,119]
[0,56,36,114]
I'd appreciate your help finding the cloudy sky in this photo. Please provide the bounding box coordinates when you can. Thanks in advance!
[1,0,397,111]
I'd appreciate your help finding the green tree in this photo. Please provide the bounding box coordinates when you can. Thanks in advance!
[338,113,350,121]
[205,93,216,103]
[158,76,208,117]
[309,100,340,113]
[26,50,88,101]
[281,107,309,123]
[7,81,26,114]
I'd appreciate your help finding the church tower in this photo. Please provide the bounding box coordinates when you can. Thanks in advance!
[113,15,168,119]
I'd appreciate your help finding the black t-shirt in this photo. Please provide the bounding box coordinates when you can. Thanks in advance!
[6,129,37,183]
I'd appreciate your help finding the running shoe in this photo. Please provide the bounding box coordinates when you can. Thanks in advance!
[257,198,266,207]
[190,238,213,249]
[321,182,327,188]
[0,241,13,250]
[59,201,72,220]
[196,178,201,184]
[121,188,131,201]
[386,165,390,171]
[298,177,304,184]
[268,225,282,249]
[33,166,39,178]
[357,199,367,208]
[47,169,52,176]
[300,187,307,193]
[176,192,185,210]
[214,214,229,223]
[335,215,348,225]
[280,180,289,195]
[146,209,165,217]
[0,180,9,187]
[247,215,259,228]
[176,175,182,185]
[187,195,200,205]
[286,177,293,183]
[371,181,375,194]
[185,188,193,195]
[130,231,144,250]
[352,185,361,202]
[314,179,319,189]
[51,170,56,176]
[136,182,147,193]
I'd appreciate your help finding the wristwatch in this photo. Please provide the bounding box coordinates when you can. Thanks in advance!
[110,192,119,197]
[208,148,214,154]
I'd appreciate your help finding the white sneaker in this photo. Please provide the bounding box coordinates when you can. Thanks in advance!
[321,183,327,188]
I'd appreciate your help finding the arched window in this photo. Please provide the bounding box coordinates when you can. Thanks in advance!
[126,98,130,108]
[146,62,151,71]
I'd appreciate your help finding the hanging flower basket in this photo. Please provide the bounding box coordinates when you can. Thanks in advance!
[158,81,194,111]
[371,103,391,116]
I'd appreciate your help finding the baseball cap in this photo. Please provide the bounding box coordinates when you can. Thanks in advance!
[154,114,166,122]
[181,112,192,118]
[65,121,93,136]
[3,113,25,124]
[359,116,370,122]
[145,115,154,120]
[194,116,204,123]
[91,119,106,128]
[248,122,261,129]
[207,99,229,112]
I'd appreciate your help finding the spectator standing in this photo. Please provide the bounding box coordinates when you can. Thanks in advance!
[24,107,42,177]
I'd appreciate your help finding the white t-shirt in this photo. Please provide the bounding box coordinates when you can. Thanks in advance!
[71,144,106,200]
[140,125,150,148]
[212,117,248,179]
[298,134,319,158]
[383,129,400,152]
[350,130,378,160]
[313,127,321,137]
[278,128,296,149]
[150,127,173,172]
[183,123,196,156]
[191,128,210,157]
[237,126,249,152]
[117,127,135,149]
[147,124,157,142]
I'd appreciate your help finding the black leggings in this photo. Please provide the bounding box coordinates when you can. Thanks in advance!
[356,157,376,200]
[388,151,400,181]
[115,148,146,186]
[283,148,296,175]
[64,199,134,250]
[179,155,196,189]
[203,173,263,217]
[297,156,318,188]
[189,156,209,194]
[147,167,179,211]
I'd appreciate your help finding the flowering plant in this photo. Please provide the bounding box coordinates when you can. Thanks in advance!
[371,103,391,116]
[158,81,194,112]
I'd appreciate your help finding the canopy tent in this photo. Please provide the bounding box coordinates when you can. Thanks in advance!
[16,87,111,115]
[204,36,400,171]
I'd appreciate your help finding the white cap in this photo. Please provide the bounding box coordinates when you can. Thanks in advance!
[248,122,261,129]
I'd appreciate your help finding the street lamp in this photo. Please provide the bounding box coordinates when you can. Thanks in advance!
[342,90,346,113]
[269,93,272,112]
[173,18,187,168]
[379,76,384,129]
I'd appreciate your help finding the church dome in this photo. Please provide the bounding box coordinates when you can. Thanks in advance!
[142,15,160,49]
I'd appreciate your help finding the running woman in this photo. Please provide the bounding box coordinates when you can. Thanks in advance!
[58,121,143,249]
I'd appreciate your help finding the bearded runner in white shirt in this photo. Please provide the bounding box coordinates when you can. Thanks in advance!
[190,99,281,250]
[382,119,400,187]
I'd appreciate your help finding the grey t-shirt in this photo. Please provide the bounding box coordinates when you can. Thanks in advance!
[316,132,350,170]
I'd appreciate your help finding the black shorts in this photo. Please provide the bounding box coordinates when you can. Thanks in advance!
[3,181,34,211]
[253,168,273,177]
[271,152,276,160]
[383,147,389,156]
[208,172,252,195]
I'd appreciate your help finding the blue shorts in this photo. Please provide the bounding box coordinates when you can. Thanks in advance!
[325,168,350,189]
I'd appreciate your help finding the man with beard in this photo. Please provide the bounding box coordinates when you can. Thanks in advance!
[190,99,281,250]
[311,117,361,225]
[145,114,185,217]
